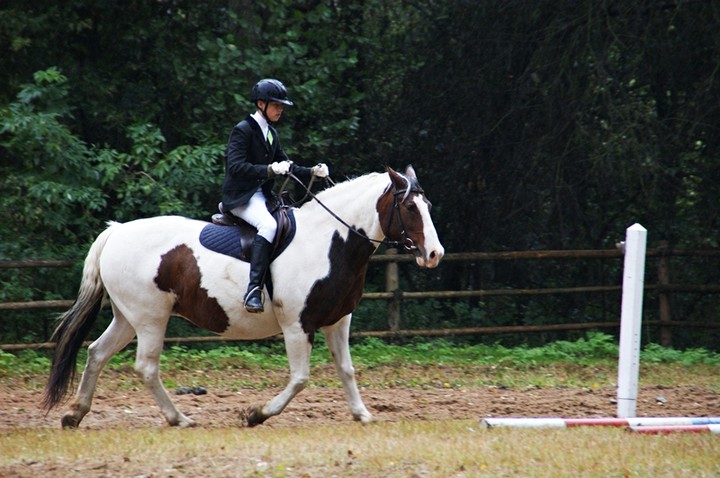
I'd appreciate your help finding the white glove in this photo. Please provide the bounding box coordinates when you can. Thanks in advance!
[311,163,329,178]
[269,160,291,176]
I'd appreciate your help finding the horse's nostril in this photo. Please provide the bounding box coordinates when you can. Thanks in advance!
[429,251,436,259]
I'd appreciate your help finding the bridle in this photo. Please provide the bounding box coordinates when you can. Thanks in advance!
[284,172,423,254]
[384,183,425,254]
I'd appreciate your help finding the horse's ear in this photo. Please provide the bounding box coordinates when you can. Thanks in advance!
[387,166,405,189]
[404,165,417,180]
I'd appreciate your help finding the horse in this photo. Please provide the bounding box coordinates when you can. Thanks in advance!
[42,165,444,428]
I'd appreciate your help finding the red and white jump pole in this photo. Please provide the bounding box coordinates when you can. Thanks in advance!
[481,417,720,429]
[627,424,720,434]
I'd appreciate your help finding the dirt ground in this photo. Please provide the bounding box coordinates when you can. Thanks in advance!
[2,368,719,430]
[1,366,719,478]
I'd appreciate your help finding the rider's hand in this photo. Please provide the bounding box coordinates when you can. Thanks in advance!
[311,163,329,178]
[268,161,292,176]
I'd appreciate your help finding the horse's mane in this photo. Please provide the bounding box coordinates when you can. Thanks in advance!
[304,171,387,205]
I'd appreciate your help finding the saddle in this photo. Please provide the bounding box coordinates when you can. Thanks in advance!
[200,195,296,263]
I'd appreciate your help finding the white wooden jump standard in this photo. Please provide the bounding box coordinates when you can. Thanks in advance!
[616,223,647,418]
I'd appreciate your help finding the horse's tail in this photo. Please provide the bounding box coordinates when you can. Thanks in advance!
[42,222,120,410]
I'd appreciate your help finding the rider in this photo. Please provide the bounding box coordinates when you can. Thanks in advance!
[221,78,329,313]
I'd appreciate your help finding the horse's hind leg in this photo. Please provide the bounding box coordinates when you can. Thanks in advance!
[134,321,194,427]
[62,308,136,428]
[323,315,372,424]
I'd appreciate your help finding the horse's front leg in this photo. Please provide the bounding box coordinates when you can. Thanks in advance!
[244,320,312,427]
[322,315,372,424]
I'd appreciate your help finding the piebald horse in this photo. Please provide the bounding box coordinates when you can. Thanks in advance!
[43,165,444,428]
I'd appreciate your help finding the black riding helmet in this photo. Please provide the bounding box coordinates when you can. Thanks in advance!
[251,78,293,112]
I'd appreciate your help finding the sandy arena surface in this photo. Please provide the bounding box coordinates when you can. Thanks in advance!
[2,366,718,430]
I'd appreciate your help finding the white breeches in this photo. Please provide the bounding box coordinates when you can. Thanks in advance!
[230,190,277,242]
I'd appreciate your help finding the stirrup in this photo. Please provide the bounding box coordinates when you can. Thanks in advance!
[244,286,264,313]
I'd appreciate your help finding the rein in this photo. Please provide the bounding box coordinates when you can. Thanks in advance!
[285,172,419,253]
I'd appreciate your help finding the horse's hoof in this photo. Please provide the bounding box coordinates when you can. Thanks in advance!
[178,418,196,428]
[168,414,195,428]
[354,413,373,425]
[241,406,267,427]
[61,414,80,429]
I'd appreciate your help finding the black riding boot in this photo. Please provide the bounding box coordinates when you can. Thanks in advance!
[244,236,273,313]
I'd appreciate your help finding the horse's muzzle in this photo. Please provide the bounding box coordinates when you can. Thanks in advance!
[415,245,444,269]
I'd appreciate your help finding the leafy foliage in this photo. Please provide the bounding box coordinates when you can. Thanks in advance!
[1,1,720,347]
[0,68,224,267]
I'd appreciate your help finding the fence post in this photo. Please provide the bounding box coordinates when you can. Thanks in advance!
[616,223,647,418]
[657,241,672,347]
[385,248,401,331]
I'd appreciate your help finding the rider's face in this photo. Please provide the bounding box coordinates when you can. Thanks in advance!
[259,101,284,122]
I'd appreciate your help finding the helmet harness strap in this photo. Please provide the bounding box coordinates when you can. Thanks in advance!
[259,101,273,124]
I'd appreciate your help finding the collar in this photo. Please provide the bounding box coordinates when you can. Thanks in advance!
[251,111,270,140]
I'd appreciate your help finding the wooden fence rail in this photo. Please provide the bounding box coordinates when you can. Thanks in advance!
[0,260,75,269]
[4,320,720,352]
[2,248,719,351]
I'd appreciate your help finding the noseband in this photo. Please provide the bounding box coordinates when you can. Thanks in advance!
[287,172,424,253]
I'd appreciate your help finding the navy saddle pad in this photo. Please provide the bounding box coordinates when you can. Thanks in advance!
[198,209,296,262]
[199,224,246,260]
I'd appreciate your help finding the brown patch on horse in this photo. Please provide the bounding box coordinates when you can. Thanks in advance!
[300,230,375,343]
[154,244,230,333]
[378,167,429,250]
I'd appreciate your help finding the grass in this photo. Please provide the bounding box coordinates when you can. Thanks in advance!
[4,332,720,373]
[3,420,719,477]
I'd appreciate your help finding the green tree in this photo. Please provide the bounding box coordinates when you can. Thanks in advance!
[2,1,720,346]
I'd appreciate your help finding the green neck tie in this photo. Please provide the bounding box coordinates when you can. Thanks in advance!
[267,130,273,144]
